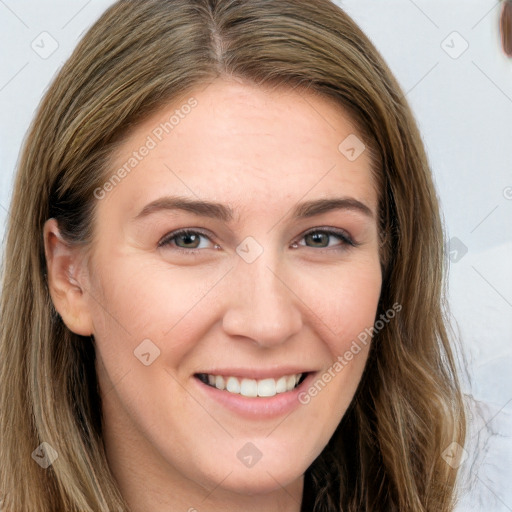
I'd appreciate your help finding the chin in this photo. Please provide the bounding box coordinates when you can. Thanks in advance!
[201,453,308,497]
[220,469,302,496]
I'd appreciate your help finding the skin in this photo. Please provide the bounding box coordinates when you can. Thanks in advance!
[44,78,382,512]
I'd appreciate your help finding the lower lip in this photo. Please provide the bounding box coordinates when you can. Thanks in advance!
[193,372,317,419]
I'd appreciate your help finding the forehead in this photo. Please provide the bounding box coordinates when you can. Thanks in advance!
[100,79,378,220]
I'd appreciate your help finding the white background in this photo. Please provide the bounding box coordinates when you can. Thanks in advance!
[0,1,511,510]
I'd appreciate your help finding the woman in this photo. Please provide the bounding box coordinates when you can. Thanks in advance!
[0,0,466,510]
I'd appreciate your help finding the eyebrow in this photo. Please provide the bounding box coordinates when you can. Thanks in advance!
[132,195,374,222]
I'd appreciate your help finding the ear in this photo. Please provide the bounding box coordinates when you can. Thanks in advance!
[43,218,94,336]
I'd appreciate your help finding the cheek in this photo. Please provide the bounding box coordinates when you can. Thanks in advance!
[289,256,381,398]
[301,260,380,368]
[299,259,382,351]
[88,254,227,352]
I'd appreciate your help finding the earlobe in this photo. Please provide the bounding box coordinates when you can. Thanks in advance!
[43,218,94,336]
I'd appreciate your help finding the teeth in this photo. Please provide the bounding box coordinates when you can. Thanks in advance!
[275,376,287,393]
[215,375,225,390]
[203,373,303,397]
[258,378,276,397]
[226,376,241,394]
[240,379,258,397]
[286,375,297,390]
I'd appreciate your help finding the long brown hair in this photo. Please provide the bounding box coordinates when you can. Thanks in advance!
[0,1,466,510]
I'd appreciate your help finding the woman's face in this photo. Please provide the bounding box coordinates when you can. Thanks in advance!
[78,79,382,503]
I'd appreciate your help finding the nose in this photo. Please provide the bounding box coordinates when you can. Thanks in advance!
[221,254,303,348]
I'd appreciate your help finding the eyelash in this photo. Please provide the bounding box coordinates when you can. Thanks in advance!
[158,227,359,254]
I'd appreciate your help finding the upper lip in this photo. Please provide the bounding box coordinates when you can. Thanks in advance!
[194,367,315,380]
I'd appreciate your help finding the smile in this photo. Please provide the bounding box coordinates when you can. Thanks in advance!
[195,373,307,397]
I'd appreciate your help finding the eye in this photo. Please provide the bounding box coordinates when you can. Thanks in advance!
[158,229,217,251]
[292,228,357,250]
[158,227,358,254]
